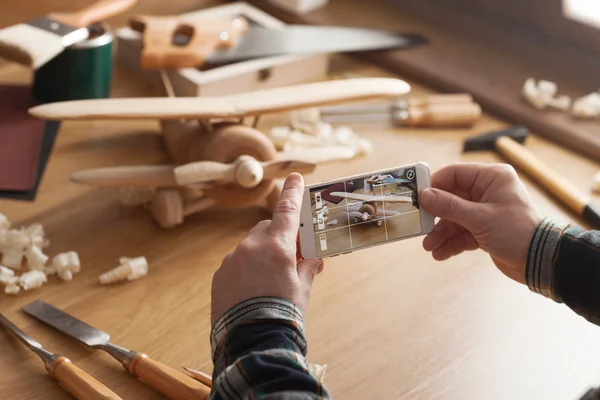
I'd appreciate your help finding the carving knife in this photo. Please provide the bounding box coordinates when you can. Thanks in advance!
[175,25,427,65]
[0,0,137,69]
[22,300,211,400]
[0,313,123,400]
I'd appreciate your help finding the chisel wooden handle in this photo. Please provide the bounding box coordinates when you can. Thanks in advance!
[128,353,211,400]
[50,0,138,28]
[50,357,123,400]
[495,136,600,227]
[400,102,481,127]
[405,93,473,107]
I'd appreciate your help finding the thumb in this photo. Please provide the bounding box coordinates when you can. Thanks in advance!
[420,188,480,229]
[297,258,324,290]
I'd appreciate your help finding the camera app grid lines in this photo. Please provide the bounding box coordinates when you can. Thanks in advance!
[309,168,421,257]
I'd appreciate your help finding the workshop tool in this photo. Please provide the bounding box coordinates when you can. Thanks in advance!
[206,25,427,65]
[129,15,426,68]
[129,16,251,69]
[32,22,114,103]
[28,78,410,228]
[0,313,123,400]
[0,0,135,69]
[320,93,481,127]
[463,126,600,228]
[22,300,211,400]
[183,367,212,388]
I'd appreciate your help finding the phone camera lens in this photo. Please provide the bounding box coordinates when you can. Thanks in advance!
[300,223,304,227]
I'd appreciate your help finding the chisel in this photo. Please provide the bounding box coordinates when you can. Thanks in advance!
[0,313,123,400]
[22,300,211,400]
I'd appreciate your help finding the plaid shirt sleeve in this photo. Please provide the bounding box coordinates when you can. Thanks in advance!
[209,297,332,400]
[526,217,600,325]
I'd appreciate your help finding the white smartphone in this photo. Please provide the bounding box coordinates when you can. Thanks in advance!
[298,162,434,259]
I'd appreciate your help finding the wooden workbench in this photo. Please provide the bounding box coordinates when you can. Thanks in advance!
[1,1,600,399]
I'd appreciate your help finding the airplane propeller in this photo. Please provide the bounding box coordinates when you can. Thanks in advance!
[70,156,316,189]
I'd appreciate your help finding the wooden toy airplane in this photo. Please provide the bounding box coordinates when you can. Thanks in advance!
[366,174,412,186]
[330,191,415,226]
[28,78,410,228]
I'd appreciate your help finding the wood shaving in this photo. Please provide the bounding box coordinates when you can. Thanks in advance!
[522,78,570,112]
[99,256,149,285]
[270,109,372,163]
[52,251,81,282]
[19,270,47,291]
[572,92,600,118]
[308,363,327,383]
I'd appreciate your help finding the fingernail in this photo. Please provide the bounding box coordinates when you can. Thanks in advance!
[285,173,303,187]
[420,188,436,209]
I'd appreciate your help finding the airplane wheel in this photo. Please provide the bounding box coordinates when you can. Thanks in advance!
[152,189,184,228]
[201,123,277,208]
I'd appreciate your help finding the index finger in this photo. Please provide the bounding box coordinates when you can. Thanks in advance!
[269,173,304,239]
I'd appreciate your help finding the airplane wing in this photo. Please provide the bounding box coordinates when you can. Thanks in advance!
[329,192,413,203]
[28,78,410,121]
[28,97,235,121]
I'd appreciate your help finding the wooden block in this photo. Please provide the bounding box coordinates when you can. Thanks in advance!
[268,0,329,15]
[116,2,330,97]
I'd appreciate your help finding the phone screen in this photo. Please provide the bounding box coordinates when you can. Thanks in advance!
[308,166,423,257]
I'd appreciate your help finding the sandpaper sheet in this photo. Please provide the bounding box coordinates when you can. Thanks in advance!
[0,85,59,200]
[0,121,60,201]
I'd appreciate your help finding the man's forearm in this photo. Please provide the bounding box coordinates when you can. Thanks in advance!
[210,297,331,400]
[526,217,600,325]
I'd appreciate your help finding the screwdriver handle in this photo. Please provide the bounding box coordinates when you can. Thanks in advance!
[128,353,211,400]
[50,357,123,400]
[398,102,482,127]
[403,93,473,108]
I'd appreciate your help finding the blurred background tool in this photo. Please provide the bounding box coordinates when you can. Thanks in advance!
[190,25,428,65]
[0,313,123,400]
[32,22,115,103]
[183,367,212,388]
[320,93,481,127]
[0,0,135,69]
[464,126,600,229]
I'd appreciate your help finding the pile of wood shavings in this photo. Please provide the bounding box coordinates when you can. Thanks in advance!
[0,213,80,295]
[269,108,372,164]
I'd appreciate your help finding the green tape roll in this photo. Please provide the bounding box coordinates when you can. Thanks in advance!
[32,23,114,103]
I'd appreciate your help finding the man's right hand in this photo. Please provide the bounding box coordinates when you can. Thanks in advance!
[419,162,542,284]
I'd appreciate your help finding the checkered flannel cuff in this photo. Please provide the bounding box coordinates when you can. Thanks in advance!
[210,297,305,360]
[526,217,571,300]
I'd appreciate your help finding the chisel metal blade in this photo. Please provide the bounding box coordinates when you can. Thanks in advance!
[22,300,111,348]
[0,313,51,358]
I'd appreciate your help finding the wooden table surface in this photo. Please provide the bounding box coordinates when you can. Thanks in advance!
[2,1,600,399]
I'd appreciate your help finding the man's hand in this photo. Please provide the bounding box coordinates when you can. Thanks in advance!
[211,173,324,325]
[419,162,542,284]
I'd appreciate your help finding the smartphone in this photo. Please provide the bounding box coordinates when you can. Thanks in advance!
[298,162,434,258]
